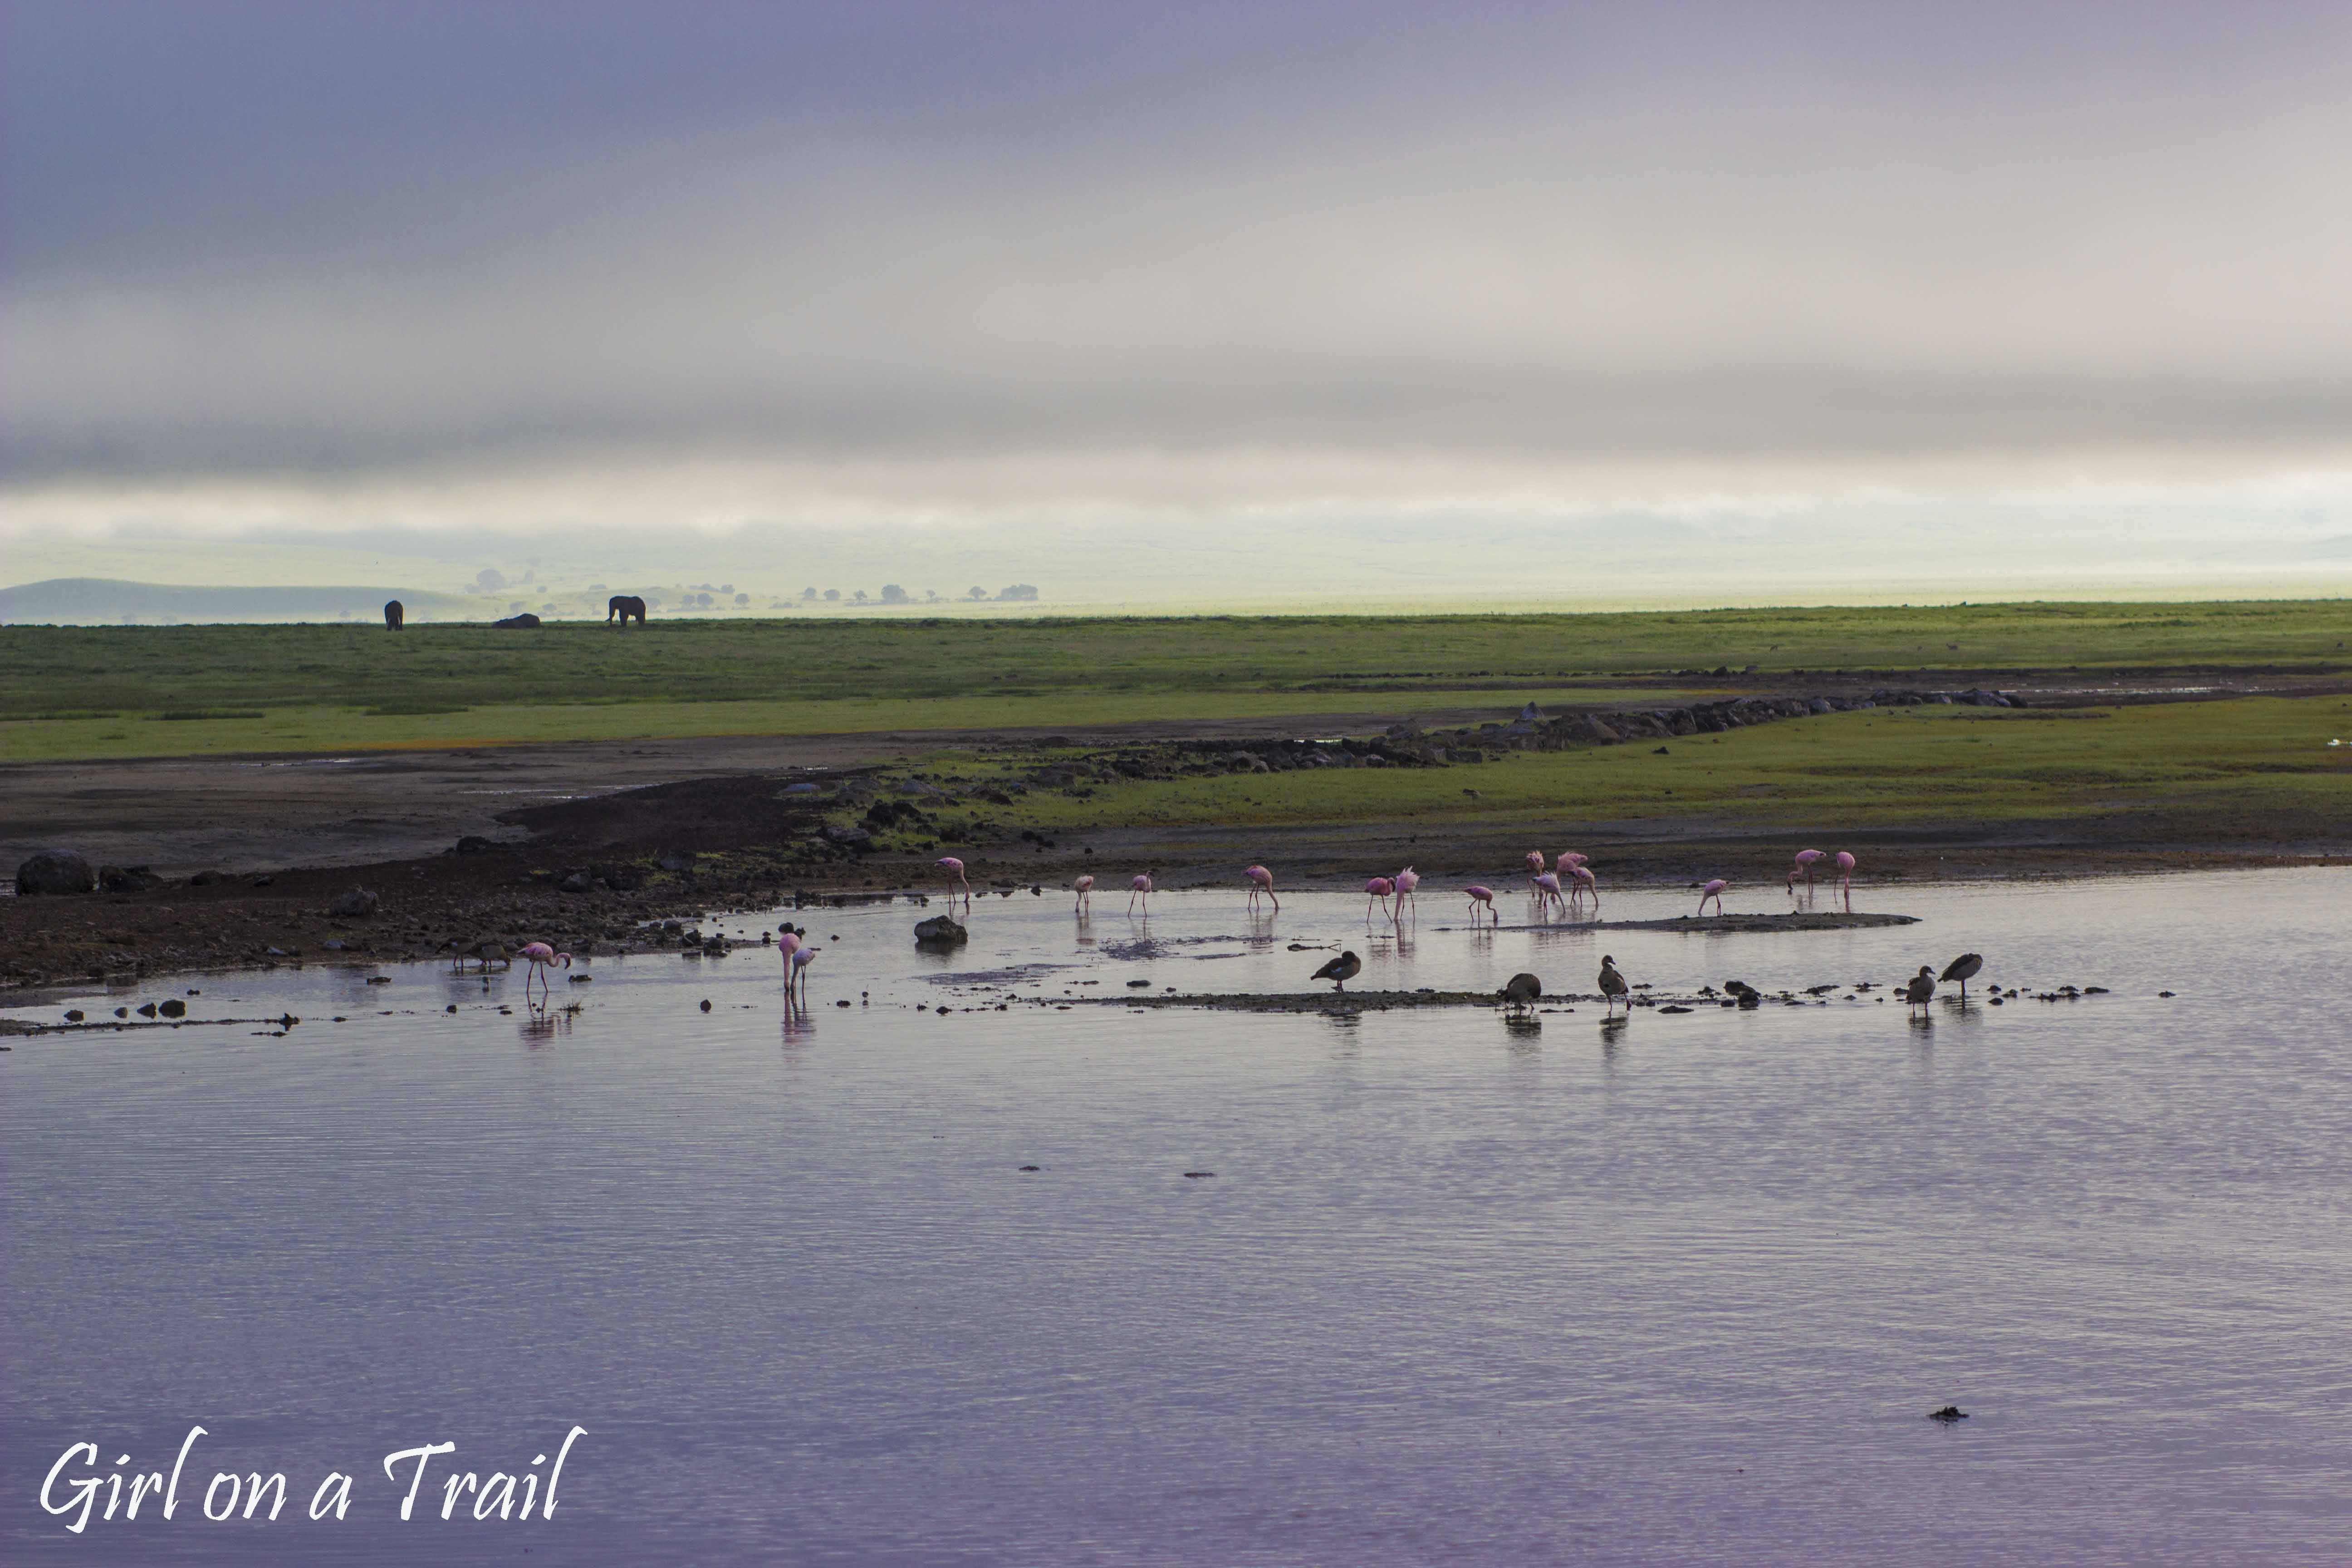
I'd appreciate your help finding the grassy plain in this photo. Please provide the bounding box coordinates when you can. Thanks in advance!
[888,697,2352,851]
[2,599,2345,763]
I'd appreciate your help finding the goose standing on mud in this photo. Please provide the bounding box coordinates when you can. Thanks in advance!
[1245,864,1279,912]
[1598,955,1630,1015]
[1500,972,1542,1014]
[1313,951,1363,992]
[1905,965,1937,1014]
[1940,952,1984,1000]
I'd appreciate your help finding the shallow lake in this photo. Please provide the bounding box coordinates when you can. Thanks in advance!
[5,868,2350,1564]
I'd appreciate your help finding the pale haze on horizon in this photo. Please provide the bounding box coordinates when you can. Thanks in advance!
[5,0,2351,613]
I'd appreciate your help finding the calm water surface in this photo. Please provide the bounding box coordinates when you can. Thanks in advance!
[5,869,2350,1564]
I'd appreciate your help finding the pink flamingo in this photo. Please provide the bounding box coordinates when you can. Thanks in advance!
[789,944,819,1001]
[1834,851,1856,910]
[1786,848,1826,893]
[1524,850,1548,877]
[1393,866,1418,915]
[1073,873,1094,913]
[1465,884,1498,924]
[1127,873,1152,915]
[1571,863,1599,908]
[1556,851,1588,872]
[1531,871,1567,918]
[936,856,971,906]
[1364,876,1396,923]
[1697,878,1727,916]
[1245,864,1279,911]
[518,941,570,1002]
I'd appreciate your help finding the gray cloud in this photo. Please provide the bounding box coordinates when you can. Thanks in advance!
[5,0,2352,592]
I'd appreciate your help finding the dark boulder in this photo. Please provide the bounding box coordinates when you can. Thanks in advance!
[491,612,542,628]
[99,864,160,892]
[329,887,380,917]
[14,849,94,896]
[559,871,593,894]
[454,835,498,855]
[914,915,969,950]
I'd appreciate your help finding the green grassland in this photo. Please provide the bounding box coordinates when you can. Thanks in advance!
[869,697,2352,850]
[2,599,2346,764]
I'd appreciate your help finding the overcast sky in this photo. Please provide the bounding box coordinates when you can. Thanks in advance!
[6,0,2351,606]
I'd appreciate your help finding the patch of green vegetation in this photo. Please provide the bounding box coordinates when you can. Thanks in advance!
[0,599,2343,763]
[918,697,2352,842]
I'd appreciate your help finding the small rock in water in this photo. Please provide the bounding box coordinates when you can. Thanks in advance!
[158,999,186,1018]
[445,1004,458,1014]
[699,999,712,1012]
[1126,979,1152,988]
[63,1009,83,1022]
[836,1000,851,1008]
[1927,1406,1969,1424]
[1182,1171,1215,1179]
[1657,1004,1694,1014]
[2158,990,2175,998]
[114,1007,128,1019]
[1018,1165,1041,1172]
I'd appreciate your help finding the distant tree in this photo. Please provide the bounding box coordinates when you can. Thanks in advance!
[589,583,608,593]
[696,592,715,608]
[735,592,750,606]
[967,586,989,600]
[720,583,735,593]
[803,586,818,599]
[880,583,908,603]
[823,588,840,601]
[853,589,868,602]
[925,589,941,603]
[996,584,1039,601]
[475,568,507,593]
[643,593,665,609]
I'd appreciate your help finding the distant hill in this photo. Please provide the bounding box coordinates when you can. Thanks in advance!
[0,578,480,625]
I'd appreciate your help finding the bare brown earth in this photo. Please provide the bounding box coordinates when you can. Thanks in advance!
[3,670,2345,995]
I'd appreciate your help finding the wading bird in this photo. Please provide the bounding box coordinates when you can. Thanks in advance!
[1531,871,1567,918]
[936,856,971,906]
[1787,849,1827,892]
[1697,878,1728,916]
[1245,864,1279,912]
[1598,955,1630,1015]
[1313,950,1363,992]
[1127,873,1153,916]
[1500,971,1543,1014]
[518,941,570,1002]
[1557,851,1588,871]
[1364,877,1397,923]
[1905,965,1938,1014]
[777,929,802,972]
[1393,866,1419,914]
[789,945,819,1001]
[1570,863,1599,909]
[1073,873,1094,913]
[1464,885,1498,924]
[1834,851,1857,908]
[1525,850,1549,878]
[1939,952,1984,1000]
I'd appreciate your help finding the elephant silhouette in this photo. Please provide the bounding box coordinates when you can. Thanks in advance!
[607,594,647,626]
[383,599,404,631]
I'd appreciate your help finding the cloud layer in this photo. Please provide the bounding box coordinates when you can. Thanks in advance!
[7,1,2352,595]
